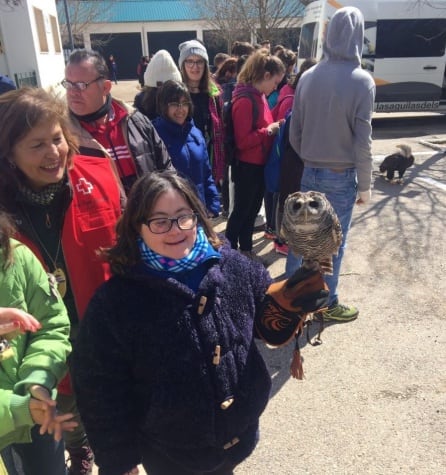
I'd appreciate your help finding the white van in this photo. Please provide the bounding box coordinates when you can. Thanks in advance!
[297,0,446,112]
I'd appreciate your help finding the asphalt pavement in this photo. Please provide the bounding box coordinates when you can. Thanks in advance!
[88,81,446,475]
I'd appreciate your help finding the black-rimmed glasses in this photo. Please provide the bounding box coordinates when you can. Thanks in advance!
[168,101,191,110]
[61,76,104,91]
[145,213,198,234]
[184,59,205,68]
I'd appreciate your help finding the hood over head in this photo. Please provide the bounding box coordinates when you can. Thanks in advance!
[323,6,364,64]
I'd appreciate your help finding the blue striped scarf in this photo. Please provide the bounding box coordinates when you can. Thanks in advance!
[138,226,211,273]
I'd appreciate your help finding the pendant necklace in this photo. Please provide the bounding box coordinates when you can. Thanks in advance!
[21,207,67,298]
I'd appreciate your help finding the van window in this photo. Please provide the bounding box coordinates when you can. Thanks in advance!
[375,19,446,58]
[299,22,316,59]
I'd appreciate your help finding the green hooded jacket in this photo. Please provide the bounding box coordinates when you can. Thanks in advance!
[0,240,70,449]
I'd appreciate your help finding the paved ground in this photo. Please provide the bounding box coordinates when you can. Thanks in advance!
[85,81,446,474]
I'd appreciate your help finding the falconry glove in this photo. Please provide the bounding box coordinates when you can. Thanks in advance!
[255,267,329,379]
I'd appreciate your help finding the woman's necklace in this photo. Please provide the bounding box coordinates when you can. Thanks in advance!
[20,206,67,298]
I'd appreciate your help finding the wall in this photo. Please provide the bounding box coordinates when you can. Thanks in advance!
[0,0,65,88]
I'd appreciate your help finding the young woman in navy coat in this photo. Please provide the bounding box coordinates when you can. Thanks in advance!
[153,80,220,217]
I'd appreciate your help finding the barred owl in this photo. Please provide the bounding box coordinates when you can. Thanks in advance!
[280,191,343,275]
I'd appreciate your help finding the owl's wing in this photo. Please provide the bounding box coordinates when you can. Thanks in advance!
[332,215,343,254]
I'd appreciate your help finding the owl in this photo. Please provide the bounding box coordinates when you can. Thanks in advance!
[379,144,414,183]
[280,191,343,275]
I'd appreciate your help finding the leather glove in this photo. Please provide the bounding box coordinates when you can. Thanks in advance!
[254,267,329,347]
[285,267,329,312]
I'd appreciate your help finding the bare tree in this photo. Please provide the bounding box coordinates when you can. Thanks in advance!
[56,0,115,49]
[193,0,306,51]
[0,0,24,12]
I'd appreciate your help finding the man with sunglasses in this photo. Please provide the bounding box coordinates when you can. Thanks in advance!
[63,49,172,195]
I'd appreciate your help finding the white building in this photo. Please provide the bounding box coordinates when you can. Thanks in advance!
[0,0,65,88]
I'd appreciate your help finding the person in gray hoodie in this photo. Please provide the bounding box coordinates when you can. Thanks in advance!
[286,6,376,322]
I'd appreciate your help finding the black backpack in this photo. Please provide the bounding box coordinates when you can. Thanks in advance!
[223,93,258,167]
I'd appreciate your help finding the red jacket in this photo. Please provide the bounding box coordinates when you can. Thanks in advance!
[16,154,123,394]
[232,84,275,166]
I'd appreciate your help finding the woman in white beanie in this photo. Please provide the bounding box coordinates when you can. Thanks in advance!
[178,40,225,190]
[134,50,182,120]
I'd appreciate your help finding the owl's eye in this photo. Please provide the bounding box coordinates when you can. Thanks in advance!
[309,200,319,209]
[292,202,302,212]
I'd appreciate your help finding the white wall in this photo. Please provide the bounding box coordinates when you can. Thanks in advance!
[0,0,65,88]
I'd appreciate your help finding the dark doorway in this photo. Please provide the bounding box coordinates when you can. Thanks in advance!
[91,33,142,80]
[147,31,196,66]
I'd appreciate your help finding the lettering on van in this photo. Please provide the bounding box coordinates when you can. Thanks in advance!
[375,101,440,112]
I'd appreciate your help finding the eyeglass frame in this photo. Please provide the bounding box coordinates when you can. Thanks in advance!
[61,76,105,91]
[144,213,198,234]
[184,59,206,68]
[167,101,191,110]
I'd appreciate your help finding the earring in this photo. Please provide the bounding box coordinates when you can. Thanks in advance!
[8,161,16,169]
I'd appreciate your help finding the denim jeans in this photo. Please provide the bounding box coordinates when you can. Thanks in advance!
[2,425,67,475]
[285,167,357,306]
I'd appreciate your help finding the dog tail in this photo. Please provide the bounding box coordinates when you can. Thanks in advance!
[396,144,412,158]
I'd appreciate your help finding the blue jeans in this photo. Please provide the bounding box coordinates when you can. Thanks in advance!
[285,167,357,306]
[1,425,67,475]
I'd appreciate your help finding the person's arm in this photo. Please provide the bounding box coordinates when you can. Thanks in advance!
[354,83,375,204]
[289,85,303,155]
[201,140,221,216]
[0,307,41,335]
[14,247,71,396]
[2,245,73,440]
[71,285,141,475]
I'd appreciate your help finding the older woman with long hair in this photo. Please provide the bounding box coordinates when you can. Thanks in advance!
[0,87,124,474]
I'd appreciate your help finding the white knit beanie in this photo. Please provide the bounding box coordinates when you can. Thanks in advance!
[144,50,182,88]
[178,40,209,69]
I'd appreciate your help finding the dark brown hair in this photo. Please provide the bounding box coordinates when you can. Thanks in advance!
[231,41,255,58]
[0,88,78,204]
[215,57,237,83]
[292,58,317,89]
[156,80,194,119]
[106,171,222,275]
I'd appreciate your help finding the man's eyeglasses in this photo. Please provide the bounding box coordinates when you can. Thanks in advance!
[61,76,104,91]
[168,101,191,110]
[145,213,198,234]
[184,59,205,68]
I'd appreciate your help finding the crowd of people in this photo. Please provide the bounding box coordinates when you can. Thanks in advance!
[0,7,373,474]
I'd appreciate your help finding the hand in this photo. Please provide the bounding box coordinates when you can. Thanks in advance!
[285,268,329,312]
[28,385,77,441]
[123,467,139,475]
[0,307,41,336]
[29,398,78,441]
[267,121,282,136]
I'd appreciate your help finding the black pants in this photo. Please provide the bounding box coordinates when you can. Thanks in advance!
[225,161,265,251]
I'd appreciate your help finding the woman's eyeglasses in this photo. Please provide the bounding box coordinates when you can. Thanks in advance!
[145,213,198,234]
[184,59,205,68]
[168,102,191,110]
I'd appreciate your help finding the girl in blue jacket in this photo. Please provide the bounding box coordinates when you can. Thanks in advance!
[153,80,220,217]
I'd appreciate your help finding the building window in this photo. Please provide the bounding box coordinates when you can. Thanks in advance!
[50,15,61,53]
[34,7,49,53]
